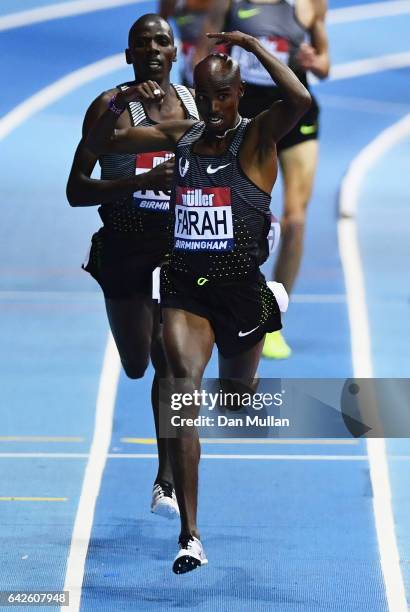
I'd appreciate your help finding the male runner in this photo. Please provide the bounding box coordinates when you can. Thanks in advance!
[66,14,199,518]
[85,30,311,573]
[198,0,330,358]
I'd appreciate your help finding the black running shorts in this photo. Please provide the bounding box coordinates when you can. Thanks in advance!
[239,83,320,152]
[160,266,282,358]
[82,227,168,299]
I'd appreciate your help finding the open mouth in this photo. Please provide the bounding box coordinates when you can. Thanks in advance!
[147,59,162,69]
[208,116,224,127]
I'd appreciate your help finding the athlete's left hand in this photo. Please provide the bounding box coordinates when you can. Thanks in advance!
[206,31,256,52]
[296,43,317,70]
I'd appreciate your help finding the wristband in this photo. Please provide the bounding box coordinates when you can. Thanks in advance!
[108,94,126,116]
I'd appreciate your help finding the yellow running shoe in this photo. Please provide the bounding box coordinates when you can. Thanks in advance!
[262,331,292,359]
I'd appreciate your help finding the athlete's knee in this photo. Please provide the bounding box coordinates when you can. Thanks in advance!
[282,213,306,236]
[169,359,203,384]
[121,356,150,379]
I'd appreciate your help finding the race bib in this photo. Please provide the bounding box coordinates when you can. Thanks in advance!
[133,151,174,212]
[231,37,290,86]
[268,213,281,254]
[174,187,234,251]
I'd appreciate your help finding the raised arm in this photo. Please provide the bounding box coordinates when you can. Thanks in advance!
[296,0,330,79]
[67,89,176,207]
[85,81,194,156]
[208,32,312,146]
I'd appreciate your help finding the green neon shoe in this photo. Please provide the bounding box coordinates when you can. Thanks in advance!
[262,331,292,359]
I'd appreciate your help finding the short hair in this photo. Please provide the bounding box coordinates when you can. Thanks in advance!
[194,54,241,87]
[128,14,174,46]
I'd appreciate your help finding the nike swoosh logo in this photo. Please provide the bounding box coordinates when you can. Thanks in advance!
[206,163,231,174]
[238,8,261,19]
[238,326,260,338]
[300,124,317,136]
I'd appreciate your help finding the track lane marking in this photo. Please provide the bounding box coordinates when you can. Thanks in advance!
[62,333,120,612]
[120,437,359,445]
[338,116,409,612]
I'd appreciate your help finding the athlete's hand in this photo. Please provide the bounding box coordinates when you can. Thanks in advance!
[116,81,166,106]
[295,43,317,71]
[136,158,175,191]
[206,31,257,52]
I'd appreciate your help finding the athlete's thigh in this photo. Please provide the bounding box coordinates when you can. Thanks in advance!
[105,293,155,374]
[218,338,264,381]
[162,308,215,382]
[279,140,319,213]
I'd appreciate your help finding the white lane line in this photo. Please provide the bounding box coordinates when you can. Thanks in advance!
[340,113,410,218]
[330,51,410,81]
[319,93,410,117]
[0,54,123,142]
[62,333,120,612]
[328,0,410,24]
[108,453,368,461]
[338,121,409,612]
[3,452,410,460]
[0,0,148,32]
[121,438,358,445]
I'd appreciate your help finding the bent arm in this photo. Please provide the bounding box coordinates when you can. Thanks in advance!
[66,140,152,207]
[84,95,191,156]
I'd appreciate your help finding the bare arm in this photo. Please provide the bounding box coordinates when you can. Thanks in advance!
[85,82,194,156]
[66,89,176,207]
[296,0,330,79]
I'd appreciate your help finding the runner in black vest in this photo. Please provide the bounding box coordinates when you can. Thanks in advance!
[198,0,330,359]
[66,14,199,521]
[85,30,311,573]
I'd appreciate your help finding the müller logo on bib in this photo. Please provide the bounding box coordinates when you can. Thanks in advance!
[174,186,234,251]
[133,151,174,212]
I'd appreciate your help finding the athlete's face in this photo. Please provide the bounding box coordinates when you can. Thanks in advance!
[194,63,243,136]
[195,79,242,135]
[126,20,176,81]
